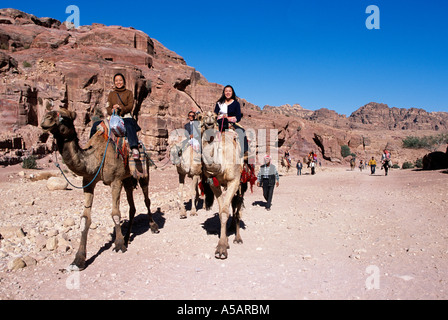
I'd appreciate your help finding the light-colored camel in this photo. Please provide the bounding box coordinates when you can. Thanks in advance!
[199,111,245,259]
[281,157,291,172]
[40,107,159,271]
[169,130,202,219]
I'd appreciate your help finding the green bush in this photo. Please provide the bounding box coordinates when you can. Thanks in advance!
[341,145,351,158]
[22,156,37,169]
[402,161,414,169]
[392,164,400,169]
[415,158,423,168]
[403,133,448,151]
[22,61,32,68]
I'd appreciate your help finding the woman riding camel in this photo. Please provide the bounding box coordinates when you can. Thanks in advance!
[90,73,141,159]
[214,85,249,161]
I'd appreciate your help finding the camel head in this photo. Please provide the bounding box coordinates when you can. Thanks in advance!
[200,111,217,132]
[41,108,78,140]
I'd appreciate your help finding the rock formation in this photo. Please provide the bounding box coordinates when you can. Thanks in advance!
[1,8,447,168]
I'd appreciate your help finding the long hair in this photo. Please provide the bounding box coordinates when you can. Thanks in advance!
[217,85,237,104]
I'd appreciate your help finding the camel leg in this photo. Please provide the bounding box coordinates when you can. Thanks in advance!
[215,179,240,259]
[178,173,187,219]
[139,177,159,233]
[69,179,96,271]
[190,175,200,216]
[111,180,127,253]
[213,186,228,260]
[123,178,136,247]
[231,190,244,245]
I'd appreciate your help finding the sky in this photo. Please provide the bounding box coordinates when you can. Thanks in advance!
[2,0,448,115]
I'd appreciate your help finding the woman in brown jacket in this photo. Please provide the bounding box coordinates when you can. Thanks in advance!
[91,73,141,158]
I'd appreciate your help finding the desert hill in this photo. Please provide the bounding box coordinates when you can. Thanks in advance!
[1,8,447,167]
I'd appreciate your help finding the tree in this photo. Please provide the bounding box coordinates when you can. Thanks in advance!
[341,145,351,158]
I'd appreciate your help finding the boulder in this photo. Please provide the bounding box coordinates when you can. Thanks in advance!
[0,226,25,239]
[46,177,68,190]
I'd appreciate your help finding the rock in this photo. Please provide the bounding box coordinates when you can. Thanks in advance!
[46,177,68,191]
[0,226,25,239]
[34,234,47,250]
[22,255,37,267]
[46,237,58,251]
[63,217,76,227]
[57,237,71,253]
[7,257,26,271]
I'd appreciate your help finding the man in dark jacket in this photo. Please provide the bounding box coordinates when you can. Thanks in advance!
[257,154,280,211]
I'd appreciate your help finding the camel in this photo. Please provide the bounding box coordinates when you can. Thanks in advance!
[40,107,159,271]
[169,129,203,219]
[350,158,356,171]
[199,111,245,259]
[281,156,291,172]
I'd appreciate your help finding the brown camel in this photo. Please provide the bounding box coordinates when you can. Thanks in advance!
[169,129,203,219]
[40,107,159,271]
[199,111,245,259]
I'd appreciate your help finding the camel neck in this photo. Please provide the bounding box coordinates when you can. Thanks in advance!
[56,135,101,178]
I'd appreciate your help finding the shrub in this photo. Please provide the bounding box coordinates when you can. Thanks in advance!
[415,158,423,168]
[402,161,414,169]
[22,156,37,169]
[392,164,400,169]
[403,133,448,152]
[22,61,32,68]
[341,145,351,158]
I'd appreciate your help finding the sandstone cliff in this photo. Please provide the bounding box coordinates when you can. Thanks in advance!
[1,9,447,167]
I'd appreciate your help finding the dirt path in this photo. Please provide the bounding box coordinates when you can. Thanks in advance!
[1,160,447,300]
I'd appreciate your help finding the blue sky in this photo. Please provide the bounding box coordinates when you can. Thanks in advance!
[2,0,448,115]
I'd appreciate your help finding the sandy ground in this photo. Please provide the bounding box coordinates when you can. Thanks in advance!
[0,158,448,300]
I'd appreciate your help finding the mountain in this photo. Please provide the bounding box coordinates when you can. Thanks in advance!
[348,102,448,131]
[1,8,447,167]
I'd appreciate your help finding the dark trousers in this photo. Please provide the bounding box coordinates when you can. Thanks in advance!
[90,118,140,149]
[262,179,275,209]
[217,119,249,157]
[370,165,376,174]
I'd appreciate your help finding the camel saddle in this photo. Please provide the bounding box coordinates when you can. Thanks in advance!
[96,121,148,179]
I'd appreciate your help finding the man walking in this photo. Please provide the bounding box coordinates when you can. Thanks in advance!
[257,154,280,211]
[368,156,377,175]
[296,160,303,175]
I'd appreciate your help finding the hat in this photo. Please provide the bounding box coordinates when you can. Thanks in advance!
[264,154,271,161]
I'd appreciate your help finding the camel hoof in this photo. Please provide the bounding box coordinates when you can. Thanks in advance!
[67,263,83,272]
[150,223,160,234]
[114,243,127,253]
[190,212,198,217]
[180,214,187,219]
[233,237,243,244]
[215,245,228,260]
[68,259,85,271]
